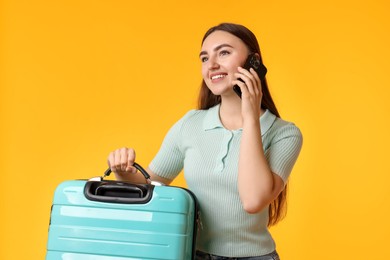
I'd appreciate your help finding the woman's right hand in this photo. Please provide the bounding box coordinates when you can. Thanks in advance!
[107,147,138,176]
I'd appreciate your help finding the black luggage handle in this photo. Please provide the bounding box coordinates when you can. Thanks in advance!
[84,162,154,204]
[95,184,145,198]
[104,162,151,181]
[84,181,153,204]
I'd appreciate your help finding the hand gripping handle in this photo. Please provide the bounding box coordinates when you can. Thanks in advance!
[104,162,151,181]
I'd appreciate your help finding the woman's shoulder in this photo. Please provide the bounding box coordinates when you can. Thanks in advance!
[270,114,303,140]
[171,108,209,130]
[178,108,207,122]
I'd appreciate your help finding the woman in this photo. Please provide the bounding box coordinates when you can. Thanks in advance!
[108,23,303,259]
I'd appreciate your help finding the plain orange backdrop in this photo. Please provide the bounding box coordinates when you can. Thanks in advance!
[1,0,390,259]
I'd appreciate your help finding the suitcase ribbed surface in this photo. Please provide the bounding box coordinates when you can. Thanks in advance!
[46,181,196,260]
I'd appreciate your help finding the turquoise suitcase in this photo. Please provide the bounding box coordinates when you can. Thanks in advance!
[46,163,198,260]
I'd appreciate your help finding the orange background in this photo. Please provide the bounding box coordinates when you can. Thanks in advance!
[1,0,389,259]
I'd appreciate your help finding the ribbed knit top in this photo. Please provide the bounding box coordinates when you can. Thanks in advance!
[149,104,303,257]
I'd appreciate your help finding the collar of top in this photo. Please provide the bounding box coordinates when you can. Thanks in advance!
[202,104,276,136]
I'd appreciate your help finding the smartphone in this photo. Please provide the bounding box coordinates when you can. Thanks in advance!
[233,53,267,98]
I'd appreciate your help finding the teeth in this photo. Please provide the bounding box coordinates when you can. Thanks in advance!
[211,74,226,80]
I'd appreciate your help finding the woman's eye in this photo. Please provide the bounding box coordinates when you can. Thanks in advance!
[220,50,230,56]
[200,56,208,62]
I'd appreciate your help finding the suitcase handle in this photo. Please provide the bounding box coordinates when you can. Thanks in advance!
[96,184,145,198]
[84,181,153,204]
[84,162,154,204]
[103,162,151,181]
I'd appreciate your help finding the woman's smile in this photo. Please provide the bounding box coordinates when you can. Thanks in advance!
[210,72,228,82]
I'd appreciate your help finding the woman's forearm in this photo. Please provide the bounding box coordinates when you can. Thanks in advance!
[238,119,275,213]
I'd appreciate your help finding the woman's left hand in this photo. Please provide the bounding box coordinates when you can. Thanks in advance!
[232,66,263,122]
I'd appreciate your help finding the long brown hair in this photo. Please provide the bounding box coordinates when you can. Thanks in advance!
[198,23,286,227]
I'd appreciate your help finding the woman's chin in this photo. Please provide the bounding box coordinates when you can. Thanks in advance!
[208,86,233,96]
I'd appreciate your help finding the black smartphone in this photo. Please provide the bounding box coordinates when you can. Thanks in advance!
[233,53,267,98]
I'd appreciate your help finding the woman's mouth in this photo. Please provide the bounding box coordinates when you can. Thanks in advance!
[210,73,227,81]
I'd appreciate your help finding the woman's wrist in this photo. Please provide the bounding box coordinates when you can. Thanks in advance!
[242,116,260,129]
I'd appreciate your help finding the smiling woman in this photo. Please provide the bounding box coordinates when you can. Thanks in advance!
[200,35,249,97]
[107,22,303,259]
[2,0,390,259]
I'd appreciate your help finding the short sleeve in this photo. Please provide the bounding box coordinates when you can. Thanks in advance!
[265,123,303,183]
[149,110,196,180]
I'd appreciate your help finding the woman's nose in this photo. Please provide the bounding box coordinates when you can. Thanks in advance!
[207,56,220,70]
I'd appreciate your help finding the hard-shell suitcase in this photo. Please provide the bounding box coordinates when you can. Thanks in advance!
[46,163,198,260]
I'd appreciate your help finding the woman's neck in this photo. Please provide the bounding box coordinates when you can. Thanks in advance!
[219,96,243,130]
[218,95,265,130]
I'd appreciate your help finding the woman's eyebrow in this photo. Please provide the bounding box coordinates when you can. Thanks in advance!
[199,43,234,57]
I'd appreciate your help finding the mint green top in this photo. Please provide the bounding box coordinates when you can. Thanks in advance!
[149,104,303,257]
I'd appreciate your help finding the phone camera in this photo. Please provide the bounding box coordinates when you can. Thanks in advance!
[250,56,260,70]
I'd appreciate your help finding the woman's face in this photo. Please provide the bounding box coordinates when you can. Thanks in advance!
[200,30,250,96]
